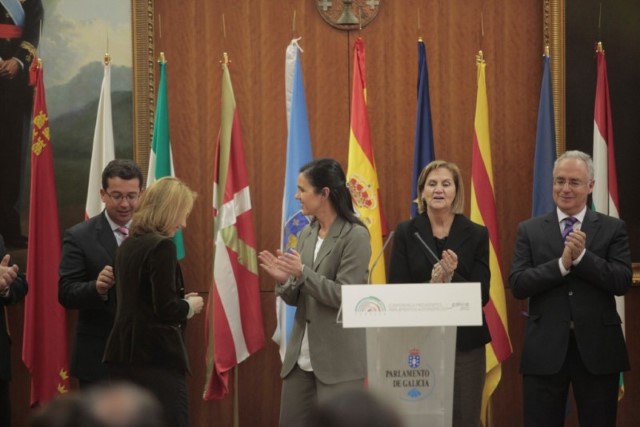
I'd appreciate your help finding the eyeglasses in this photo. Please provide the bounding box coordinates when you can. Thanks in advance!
[553,177,588,188]
[105,191,140,202]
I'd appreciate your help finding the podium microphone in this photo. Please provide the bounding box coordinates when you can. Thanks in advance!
[336,230,395,324]
[368,230,395,284]
[412,231,440,265]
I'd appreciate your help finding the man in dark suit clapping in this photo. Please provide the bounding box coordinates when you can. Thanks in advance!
[510,150,631,426]
[58,159,143,388]
[0,234,28,427]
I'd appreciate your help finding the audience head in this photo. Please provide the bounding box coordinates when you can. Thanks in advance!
[552,150,595,216]
[416,160,464,214]
[28,393,91,427]
[306,389,403,427]
[28,382,164,427]
[100,159,144,226]
[298,158,364,227]
[84,382,164,427]
[130,177,197,237]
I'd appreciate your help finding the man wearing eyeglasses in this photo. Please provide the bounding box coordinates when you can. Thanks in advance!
[59,159,144,388]
[510,150,631,426]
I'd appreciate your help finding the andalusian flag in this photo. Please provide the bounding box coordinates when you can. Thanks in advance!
[347,37,386,284]
[22,58,71,406]
[592,42,624,399]
[85,57,115,219]
[203,57,265,400]
[148,54,186,259]
[469,52,512,425]
[273,38,313,362]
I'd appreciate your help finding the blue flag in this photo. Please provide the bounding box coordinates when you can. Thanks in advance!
[274,39,313,361]
[532,54,556,217]
[411,39,436,218]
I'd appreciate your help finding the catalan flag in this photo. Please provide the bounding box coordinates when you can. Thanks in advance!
[469,52,512,425]
[592,42,624,399]
[347,37,386,284]
[22,58,71,406]
[203,57,265,400]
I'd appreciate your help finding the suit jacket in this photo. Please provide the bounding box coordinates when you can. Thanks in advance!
[509,209,631,375]
[103,233,191,373]
[388,214,492,351]
[278,217,370,384]
[58,212,118,382]
[0,235,28,382]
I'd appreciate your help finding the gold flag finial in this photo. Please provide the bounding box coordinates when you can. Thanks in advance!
[476,50,485,64]
[596,41,604,54]
[103,53,111,65]
[159,52,166,63]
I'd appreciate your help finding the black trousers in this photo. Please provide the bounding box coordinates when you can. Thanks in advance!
[523,331,620,427]
[109,364,189,427]
[0,379,10,427]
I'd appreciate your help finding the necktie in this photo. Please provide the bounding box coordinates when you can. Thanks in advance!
[562,217,577,241]
[116,227,129,239]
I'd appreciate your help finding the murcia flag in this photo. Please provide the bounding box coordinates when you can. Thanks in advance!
[22,58,71,406]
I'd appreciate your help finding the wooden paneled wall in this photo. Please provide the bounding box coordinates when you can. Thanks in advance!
[6,1,640,426]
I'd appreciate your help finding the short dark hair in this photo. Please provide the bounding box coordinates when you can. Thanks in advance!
[101,159,144,190]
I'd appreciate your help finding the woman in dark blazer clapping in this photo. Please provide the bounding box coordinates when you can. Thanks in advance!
[259,158,371,427]
[389,160,491,427]
[103,177,204,427]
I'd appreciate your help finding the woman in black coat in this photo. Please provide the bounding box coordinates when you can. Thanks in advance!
[389,160,491,427]
[103,177,204,427]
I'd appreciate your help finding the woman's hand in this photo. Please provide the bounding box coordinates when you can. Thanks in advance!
[276,249,303,279]
[259,250,291,283]
[430,249,458,283]
[185,292,204,316]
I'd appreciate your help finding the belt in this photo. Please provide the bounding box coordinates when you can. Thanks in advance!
[0,24,23,39]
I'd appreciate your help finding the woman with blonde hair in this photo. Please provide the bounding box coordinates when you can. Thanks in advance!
[104,177,203,427]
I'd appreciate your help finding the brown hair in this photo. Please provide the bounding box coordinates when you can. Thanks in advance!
[416,160,464,214]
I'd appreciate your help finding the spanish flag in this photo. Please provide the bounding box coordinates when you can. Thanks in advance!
[347,37,386,284]
[469,52,512,425]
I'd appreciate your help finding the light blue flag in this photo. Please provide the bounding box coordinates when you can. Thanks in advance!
[273,39,313,362]
[411,39,436,218]
[532,53,556,217]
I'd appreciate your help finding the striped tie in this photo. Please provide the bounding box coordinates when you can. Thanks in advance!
[562,217,577,241]
[116,227,129,239]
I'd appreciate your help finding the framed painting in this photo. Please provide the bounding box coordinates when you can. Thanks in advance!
[18,0,156,234]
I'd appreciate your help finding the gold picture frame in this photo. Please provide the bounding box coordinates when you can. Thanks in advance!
[544,0,565,156]
[546,0,640,284]
[131,0,155,176]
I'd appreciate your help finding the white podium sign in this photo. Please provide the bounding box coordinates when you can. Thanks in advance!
[341,283,482,328]
[341,283,483,427]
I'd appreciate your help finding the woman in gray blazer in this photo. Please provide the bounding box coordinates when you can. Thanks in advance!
[259,158,371,427]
